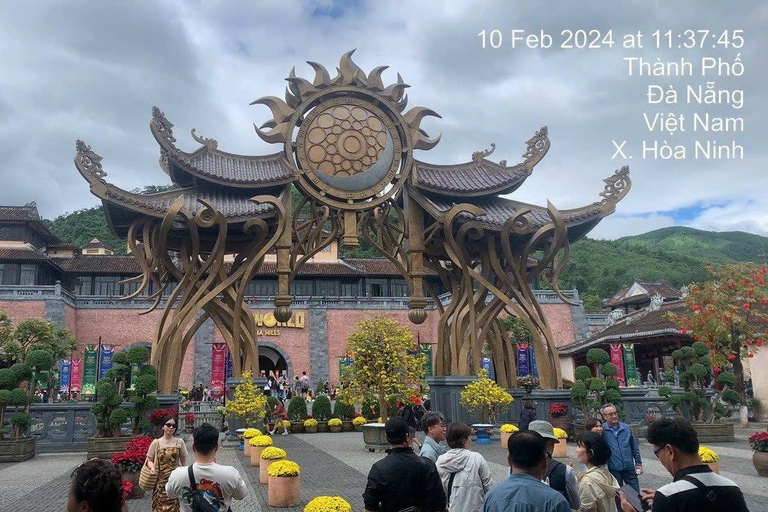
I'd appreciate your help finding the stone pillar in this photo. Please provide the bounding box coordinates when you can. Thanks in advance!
[308,307,329,386]
[193,317,214,388]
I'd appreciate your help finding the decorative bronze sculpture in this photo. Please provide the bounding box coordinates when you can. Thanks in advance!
[75,50,630,391]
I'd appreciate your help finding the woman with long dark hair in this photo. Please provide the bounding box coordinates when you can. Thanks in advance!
[146,415,188,511]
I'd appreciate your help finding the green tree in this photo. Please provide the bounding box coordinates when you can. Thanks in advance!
[337,317,425,422]
[1,318,77,365]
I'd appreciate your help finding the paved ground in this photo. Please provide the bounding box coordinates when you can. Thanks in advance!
[0,428,764,511]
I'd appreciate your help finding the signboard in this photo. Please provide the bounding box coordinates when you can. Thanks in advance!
[517,343,530,377]
[610,343,626,386]
[210,343,227,398]
[129,362,140,390]
[622,343,639,387]
[529,345,539,379]
[225,347,233,381]
[481,356,494,379]
[254,311,305,336]
[70,359,83,393]
[60,360,71,393]
[82,345,98,396]
[99,344,114,379]
[420,343,433,377]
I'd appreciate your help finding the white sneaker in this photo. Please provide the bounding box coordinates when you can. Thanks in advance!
[282,431,288,435]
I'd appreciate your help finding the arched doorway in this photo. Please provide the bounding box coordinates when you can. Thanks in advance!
[259,345,288,378]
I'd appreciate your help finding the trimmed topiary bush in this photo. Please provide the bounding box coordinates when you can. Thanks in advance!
[287,396,308,422]
[333,399,356,420]
[312,395,332,421]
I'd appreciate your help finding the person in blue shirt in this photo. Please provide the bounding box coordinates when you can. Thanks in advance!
[601,403,642,492]
[483,430,570,512]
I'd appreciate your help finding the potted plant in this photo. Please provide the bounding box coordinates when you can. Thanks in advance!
[304,418,318,433]
[259,446,286,484]
[333,400,356,431]
[124,346,158,436]
[459,369,513,444]
[313,395,332,432]
[184,412,195,433]
[249,435,273,467]
[748,398,763,422]
[111,435,153,499]
[552,428,568,458]
[500,424,519,449]
[328,418,343,433]
[549,402,573,437]
[698,445,720,474]
[225,370,267,434]
[0,356,47,462]
[242,428,261,456]
[216,405,228,432]
[267,460,301,507]
[352,416,366,432]
[288,396,308,433]
[304,496,352,512]
[88,351,132,459]
[749,431,768,476]
[518,375,539,394]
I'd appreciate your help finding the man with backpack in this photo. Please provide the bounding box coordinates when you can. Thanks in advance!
[528,421,581,510]
[166,423,247,511]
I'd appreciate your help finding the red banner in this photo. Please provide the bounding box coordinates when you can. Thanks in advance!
[610,343,626,386]
[210,343,227,398]
[70,358,83,393]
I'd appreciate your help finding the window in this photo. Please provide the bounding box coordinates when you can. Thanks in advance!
[1,264,19,285]
[291,279,314,296]
[246,280,277,297]
[94,275,120,296]
[75,276,93,295]
[366,279,387,297]
[0,264,4,285]
[391,280,409,297]
[316,279,338,297]
[19,264,37,285]
[341,281,359,297]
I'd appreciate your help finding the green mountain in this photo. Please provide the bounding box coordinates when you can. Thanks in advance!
[45,206,127,255]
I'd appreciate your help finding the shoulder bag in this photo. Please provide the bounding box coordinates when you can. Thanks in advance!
[139,440,158,491]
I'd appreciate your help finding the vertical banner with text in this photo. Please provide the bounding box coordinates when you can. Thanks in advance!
[129,362,140,390]
[517,343,530,377]
[225,348,233,382]
[622,343,638,387]
[420,343,433,378]
[99,344,114,380]
[610,343,626,386]
[211,343,227,398]
[60,360,71,393]
[529,345,539,379]
[70,359,83,393]
[82,345,98,396]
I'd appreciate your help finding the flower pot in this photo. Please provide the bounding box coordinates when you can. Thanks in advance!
[267,475,301,507]
[329,425,342,433]
[244,439,252,456]
[259,457,284,484]
[122,471,146,499]
[0,437,36,463]
[753,451,768,477]
[692,422,735,443]
[87,436,132,460]
[250,445,265,467]
[185,426,194,434]
[290,421,304,433]
[550,416,574,439]
[705,461,720,474]
[235,428,245,451]
[471,424,494,445]
[362,423,388,452]
[553,438,568,458]
[354,424,364,432]
[317,421,329,432]
[342,420,354,432]
[501,432,513,449]
[304,425,318,433]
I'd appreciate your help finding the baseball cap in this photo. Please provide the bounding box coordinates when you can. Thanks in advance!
[385,416,409,442]
[528,420,558,440]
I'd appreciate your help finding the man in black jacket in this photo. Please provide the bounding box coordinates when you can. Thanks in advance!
[364,416,446,512]
[623,418,748,512]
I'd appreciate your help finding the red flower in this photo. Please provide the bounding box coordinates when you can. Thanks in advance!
[758,338,764,347]
[680,328,688,335]
[122,480,133,500]
[748,289,755,297]
[749,353,755,358]
[761,267,767,274]
[761,298,768,306]
[728,353,736,360]
[744,302,751,309]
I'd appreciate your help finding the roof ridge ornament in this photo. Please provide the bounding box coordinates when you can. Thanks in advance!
[190,128,218,150]
[151,106,176,146]
[75,140,108,183]
[599,166,631,204]
[472,143,496,163]
[522,126,550,166]
[648,293,664,311]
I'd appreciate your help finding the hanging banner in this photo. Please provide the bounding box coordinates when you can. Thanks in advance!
[225,347,233,381]
[70,358,83,393]
[60,360,71,393]
[481,356,494,380]
[517,343,530,377]
[210,343,227,398]
[622,343,639,387]
[610,343,626,386]
[82,345,98,396]
[529,345,539,379]
[99,344,114,380]
[420,343,433,377]
[129,362,140,390]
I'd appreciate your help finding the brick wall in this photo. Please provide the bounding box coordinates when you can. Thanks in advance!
[0,300,46,323]
[540,303,577,347]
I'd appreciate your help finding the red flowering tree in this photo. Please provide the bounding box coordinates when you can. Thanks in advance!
[666,263,768,394]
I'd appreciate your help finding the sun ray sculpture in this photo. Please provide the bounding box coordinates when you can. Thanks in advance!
[74,50,630,392]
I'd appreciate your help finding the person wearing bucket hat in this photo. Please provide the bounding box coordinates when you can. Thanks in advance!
[528,420,581,510]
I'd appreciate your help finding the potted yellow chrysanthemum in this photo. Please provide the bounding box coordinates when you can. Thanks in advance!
[304,418,319,433]
[699,445,720,474]
[328,418,343,433]
[267,460,301,507]
[242,428,262,457]
[259,446,287,484]
[499,424,519,449]
[304,496,352,512]
[249,435,273,466]
[552,428,568,458]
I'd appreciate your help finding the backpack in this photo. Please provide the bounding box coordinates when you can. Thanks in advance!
[187,466,219,512]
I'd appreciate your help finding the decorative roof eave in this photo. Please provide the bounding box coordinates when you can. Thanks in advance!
[149,107,297,189]
[558,328,685,355]
[411,127,550,197]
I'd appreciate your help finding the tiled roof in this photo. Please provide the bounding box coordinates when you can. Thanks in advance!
[255,261,364,276]
[558,300,687,355]
[171,149,296,188]
[606,282,681,307]
[55,256,142,274]
[0,205,40,221]
[82,239,114,251]
[0,247,48,261]
[414,160,529,197]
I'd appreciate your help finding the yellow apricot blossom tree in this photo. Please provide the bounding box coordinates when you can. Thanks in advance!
[337,317,426,422]
[460,369,513,424]
[225,370,266,427]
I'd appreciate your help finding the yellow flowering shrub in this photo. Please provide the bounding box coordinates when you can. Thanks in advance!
[282,420,291,428]
[304,418,318,427]
[267,460,301,477]
[500,424,519,433]
[352,416,366,426]
[553,428,568,439]
[260,447,287,460]
[459,369,513,423]
[304,496,352,512]
[699,445,719,462]
[249,435,273,447]
[226,371,267,427]
[328,418,342,427]
[243,428,262,439]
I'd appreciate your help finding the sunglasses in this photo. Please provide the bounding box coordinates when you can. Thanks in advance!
[165,423,177,428]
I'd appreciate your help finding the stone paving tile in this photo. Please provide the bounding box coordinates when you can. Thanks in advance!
[0,452,83,510]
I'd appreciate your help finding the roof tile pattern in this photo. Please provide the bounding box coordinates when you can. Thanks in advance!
[0,247,48,260]
[415,160,528,196]
[178,149,296,186]
[55,256,141,273]
[0,205,40,221]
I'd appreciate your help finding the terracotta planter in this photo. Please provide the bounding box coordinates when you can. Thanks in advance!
[705,461,720,474]
[342,420,354,432]
[317,421,329,432]
[329,424,342,433]
[87,436,132,460]
[692,422,735,443]
[290,421,304,433]
[244,439,252,456]
[268,475,300,507]
[122,471,146,499]
[250,445,265,466]
[753,451,768,476]
[550,415,574,439]
[304,424,318,433]
[259,457,284,484]
[552,438,568,458]
[0,437,36,463]
[501,432,513,449]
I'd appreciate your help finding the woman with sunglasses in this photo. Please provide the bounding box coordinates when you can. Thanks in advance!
[146,415,188,511]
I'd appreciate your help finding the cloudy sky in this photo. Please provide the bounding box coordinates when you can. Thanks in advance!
[0,1,765,239]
